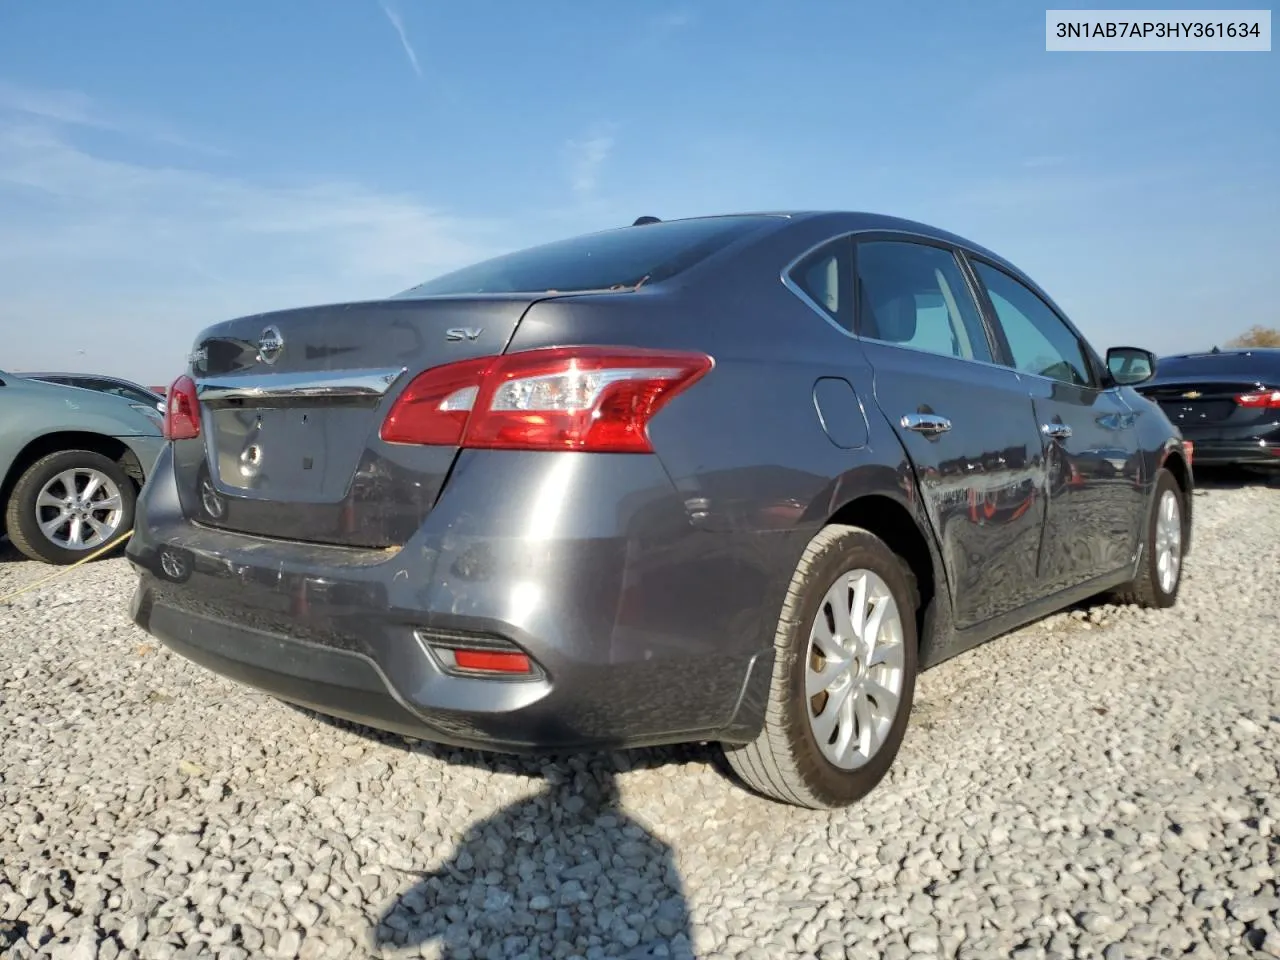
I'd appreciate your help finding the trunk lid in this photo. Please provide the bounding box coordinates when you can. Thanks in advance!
[174,295,543,547]
[1140,377,1273,427]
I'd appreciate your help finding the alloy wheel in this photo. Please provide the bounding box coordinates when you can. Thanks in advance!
[1154,489,1182,594]
[805,569,906,770]
[33,467,125,551]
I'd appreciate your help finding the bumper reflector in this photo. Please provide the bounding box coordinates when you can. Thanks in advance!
[416,627,541,679]
[451,649,532,674]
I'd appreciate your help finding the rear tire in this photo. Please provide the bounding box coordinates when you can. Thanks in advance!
[4,450,137,565]
[1112,467,1185,609]
[722,524,919,809]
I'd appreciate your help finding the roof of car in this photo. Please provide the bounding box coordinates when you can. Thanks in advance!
[802,210,1029,282]
[641,210,1016,272]
[22,371,130,379]
[21,371,154,387]
[1163,347,1280,359]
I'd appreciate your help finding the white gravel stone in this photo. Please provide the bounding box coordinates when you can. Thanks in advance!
[2,482,1279,958]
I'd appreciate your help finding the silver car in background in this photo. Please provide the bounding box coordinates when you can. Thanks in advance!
[0,370,165,564]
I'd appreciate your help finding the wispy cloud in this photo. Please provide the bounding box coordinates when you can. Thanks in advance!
[0,80,226,155]
[651,10,694,32]
[0,85,508,380]
[564,127,616,199]
[378,0,423,79]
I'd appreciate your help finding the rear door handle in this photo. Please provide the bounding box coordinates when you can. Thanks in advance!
[901,413,952,434]
[1042,422,1073,440]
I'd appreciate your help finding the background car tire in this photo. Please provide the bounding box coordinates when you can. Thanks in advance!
[723,524,919,809]
[1112,467,1186,609]
[4,450,137,565]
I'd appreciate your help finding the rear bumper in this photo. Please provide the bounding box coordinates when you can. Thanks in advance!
[132,591,438,741]
[1186,438,1280,467]
[126,446,787,753]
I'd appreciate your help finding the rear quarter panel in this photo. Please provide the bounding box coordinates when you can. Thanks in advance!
[502,216,938,661]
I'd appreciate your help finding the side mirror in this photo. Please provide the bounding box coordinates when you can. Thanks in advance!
[1106,346,1157,386]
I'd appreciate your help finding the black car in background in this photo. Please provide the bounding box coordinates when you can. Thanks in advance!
[1137,348,1280,470]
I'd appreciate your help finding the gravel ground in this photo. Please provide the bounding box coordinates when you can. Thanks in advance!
[1,480,1278,960]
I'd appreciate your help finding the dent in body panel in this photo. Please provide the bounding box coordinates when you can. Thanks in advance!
[398,449,771,671]
[172,437,450,549]
[1024,378,1147,593]
[505,269,958,669]
[643,357,885,651]
[130,446,761,745]
[857,342,1049,630]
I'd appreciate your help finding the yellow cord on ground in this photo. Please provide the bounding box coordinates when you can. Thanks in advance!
[0,529,134,605]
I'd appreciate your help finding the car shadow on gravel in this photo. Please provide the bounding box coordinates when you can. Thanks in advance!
[288,702,727,781]
[372,718,695,959]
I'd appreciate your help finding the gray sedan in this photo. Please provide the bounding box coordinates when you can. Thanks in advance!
[126,211,1192,808]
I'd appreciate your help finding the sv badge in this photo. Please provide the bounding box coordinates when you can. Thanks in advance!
[445,327,483,342]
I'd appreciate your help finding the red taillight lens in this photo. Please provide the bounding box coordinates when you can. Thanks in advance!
[451,649,532,674]
[163,374,201,440]
[380,347,713,453]
[1235,388,1280,409]
[379,356,490,446]
[1182,440,1194,466]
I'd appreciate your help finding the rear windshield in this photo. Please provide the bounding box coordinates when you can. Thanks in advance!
[395,216,779,297]
[1156,350,1280,379]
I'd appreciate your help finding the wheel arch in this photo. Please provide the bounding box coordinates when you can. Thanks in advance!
[1,432,139,531]
[824,492,944,660]
[1158,447,1193,554]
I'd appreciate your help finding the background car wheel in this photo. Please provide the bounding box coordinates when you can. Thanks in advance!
[4,450,137,565]
[1112,467,1186,609]
[723,524,919,809]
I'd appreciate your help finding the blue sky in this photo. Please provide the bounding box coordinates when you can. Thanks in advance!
[0,1,1275,384]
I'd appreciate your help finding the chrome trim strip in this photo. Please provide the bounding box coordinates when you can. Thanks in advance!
[196,367,407,402]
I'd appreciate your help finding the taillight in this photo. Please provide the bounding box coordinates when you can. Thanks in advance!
[380,346,713,453]
[1235,388,1280,409]
[1182,440,1194,466]
[163,374,201,440]
[380,356,490,446]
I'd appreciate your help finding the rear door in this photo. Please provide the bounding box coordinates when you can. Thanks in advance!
[965,257,1145,592]
[849,237,1048,629]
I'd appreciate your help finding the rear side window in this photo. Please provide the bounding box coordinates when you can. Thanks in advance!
[96,381,158,405]
[397,216,778,297]
[971,261,1093,387]
[855,241,994,364]
[788,238,854,331]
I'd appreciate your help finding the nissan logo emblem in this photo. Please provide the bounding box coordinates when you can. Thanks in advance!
[257,325,284,364]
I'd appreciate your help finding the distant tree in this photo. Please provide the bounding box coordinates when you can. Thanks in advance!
[1226,325,1280,348]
